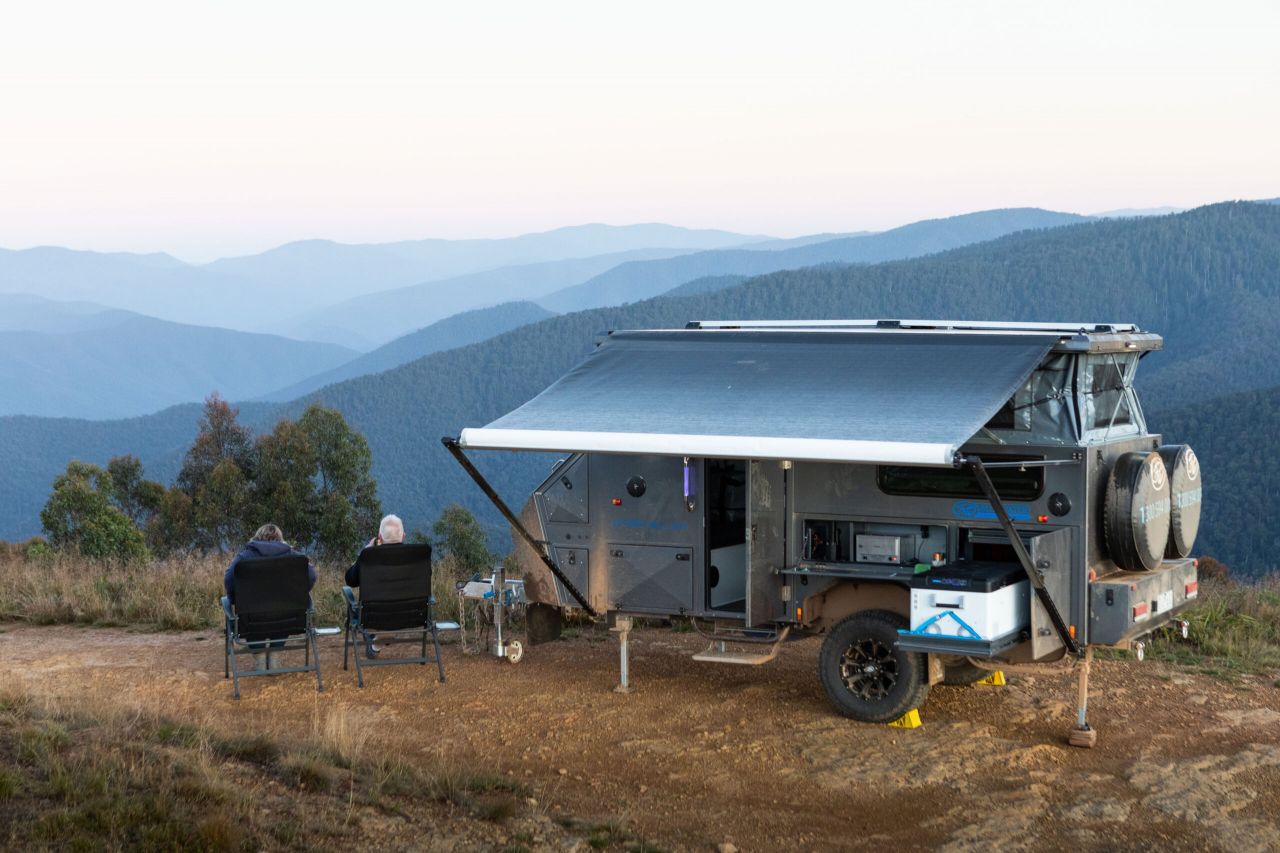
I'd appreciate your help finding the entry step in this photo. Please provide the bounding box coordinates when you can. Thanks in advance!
[691,645,780,666]
[691,627,790,666]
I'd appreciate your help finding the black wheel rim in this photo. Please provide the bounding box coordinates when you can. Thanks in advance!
[839,638,899,700]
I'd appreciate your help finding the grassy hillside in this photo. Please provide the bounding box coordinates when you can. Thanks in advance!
[3,203,1278,578]
[262,301,556,401]
[537,207,1089,312]
[0,316,355,419]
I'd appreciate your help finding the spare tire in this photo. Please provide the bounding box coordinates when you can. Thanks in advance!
[1158,444,1202,559]
[1104,451,1172,572]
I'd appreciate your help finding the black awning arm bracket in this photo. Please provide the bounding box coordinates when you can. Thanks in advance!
[962,453,1082,657]
[441,437,598,618]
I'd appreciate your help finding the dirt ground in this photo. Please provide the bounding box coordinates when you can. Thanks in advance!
[1,622,1278,852]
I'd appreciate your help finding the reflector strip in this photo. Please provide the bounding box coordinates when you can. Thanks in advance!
[1133,601,1150,622]
[1185,581,1198,598]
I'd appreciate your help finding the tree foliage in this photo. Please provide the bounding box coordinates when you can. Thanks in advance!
[34,397,384,561]
[168,396,381,556]
[40,461,148,561]
[431,504,492,575]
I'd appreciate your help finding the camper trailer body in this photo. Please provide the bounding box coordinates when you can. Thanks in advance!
[453,320,1202,725]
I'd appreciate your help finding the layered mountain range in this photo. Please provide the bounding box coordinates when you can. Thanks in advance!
[1,202,1277,577]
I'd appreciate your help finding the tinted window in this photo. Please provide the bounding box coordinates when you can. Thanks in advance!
[877,461,1044,501]
[1089,360,1133,427]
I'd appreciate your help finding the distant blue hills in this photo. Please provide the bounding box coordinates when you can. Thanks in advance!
[4,202,1280,582]
[0,209,1092,421]
[0,295,356,419]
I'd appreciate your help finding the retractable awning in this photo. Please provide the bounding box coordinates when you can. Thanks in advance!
[458,329,1059,466]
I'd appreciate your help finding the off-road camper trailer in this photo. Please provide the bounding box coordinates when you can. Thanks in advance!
[445,320,1202,745]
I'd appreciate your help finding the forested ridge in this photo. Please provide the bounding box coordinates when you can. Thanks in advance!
[1150,385,1280,578]
[538,207,1088,312]
[2,202,1278,575]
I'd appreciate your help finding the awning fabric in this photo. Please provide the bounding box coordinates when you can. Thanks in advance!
[459,330,1059,466]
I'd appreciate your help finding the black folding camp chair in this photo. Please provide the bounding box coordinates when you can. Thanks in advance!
[342,543,445,687]
[221,554,322,699]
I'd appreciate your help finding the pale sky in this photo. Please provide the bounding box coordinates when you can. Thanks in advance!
[1,0,1277,262]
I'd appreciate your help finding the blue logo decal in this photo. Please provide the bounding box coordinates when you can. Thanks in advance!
[611,519,690,532]
[951,500,1031,521]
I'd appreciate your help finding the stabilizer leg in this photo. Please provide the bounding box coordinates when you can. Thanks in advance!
[613,616,633,694]
[1068,646,1097,748]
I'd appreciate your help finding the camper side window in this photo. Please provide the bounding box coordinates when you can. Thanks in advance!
[1078,353,1145,440]
[980,355,1076,444]
[877,462,1044,501]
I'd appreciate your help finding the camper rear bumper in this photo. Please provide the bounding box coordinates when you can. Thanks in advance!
[1088,559,1198,646]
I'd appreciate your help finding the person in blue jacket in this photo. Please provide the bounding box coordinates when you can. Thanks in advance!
[224,523,316,670]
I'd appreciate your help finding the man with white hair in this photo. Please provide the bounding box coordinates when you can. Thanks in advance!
[344,513,407,657]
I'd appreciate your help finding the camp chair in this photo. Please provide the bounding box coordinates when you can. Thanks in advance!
[221,554,323,699]
[342,543,446,686]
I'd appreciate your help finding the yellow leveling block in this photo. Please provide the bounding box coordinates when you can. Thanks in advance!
[887,709,922,729]
[977,671,1007,686]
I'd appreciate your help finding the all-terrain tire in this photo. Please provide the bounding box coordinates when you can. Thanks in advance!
[818,610,929,723]
[942,663,989,686]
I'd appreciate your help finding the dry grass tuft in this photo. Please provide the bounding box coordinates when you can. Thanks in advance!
[0,551,473,631]
[311,702,374,768]
[1147,575,1280,675]
[0,553,354,629]
[0,687,562,851]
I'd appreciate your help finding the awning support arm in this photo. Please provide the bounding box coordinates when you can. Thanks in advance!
[441,437,598,618]
[962,454,1081,657]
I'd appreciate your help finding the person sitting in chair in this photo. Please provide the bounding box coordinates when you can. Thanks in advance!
[224,523,316,669]
[345,514,408,658]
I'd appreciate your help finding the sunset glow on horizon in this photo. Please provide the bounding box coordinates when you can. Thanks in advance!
[1,0,1277,261]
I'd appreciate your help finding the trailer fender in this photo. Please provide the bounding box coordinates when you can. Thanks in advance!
[800,581,909,633]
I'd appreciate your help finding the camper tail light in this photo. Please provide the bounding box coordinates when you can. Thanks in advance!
[612,498,622,506]
[1037,514,1049,523]
[1185,581,1198,598]
[1133,601,1150,622]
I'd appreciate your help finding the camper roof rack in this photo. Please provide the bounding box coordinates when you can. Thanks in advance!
[685,319,1141,334]
[674,319,1161,354]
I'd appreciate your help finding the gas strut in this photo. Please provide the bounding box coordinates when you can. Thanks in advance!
[441,437,598,618]
[962,454,1081,657]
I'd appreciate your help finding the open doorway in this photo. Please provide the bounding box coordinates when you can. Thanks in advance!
[706,459,747,613]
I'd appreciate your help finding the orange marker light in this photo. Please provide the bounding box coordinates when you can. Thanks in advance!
[796,606,803,622]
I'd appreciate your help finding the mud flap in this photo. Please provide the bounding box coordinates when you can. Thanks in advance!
[525,603,564,646]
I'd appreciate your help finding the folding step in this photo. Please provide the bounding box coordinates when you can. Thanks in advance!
[691,627,790,666]
[691,645,780,666]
